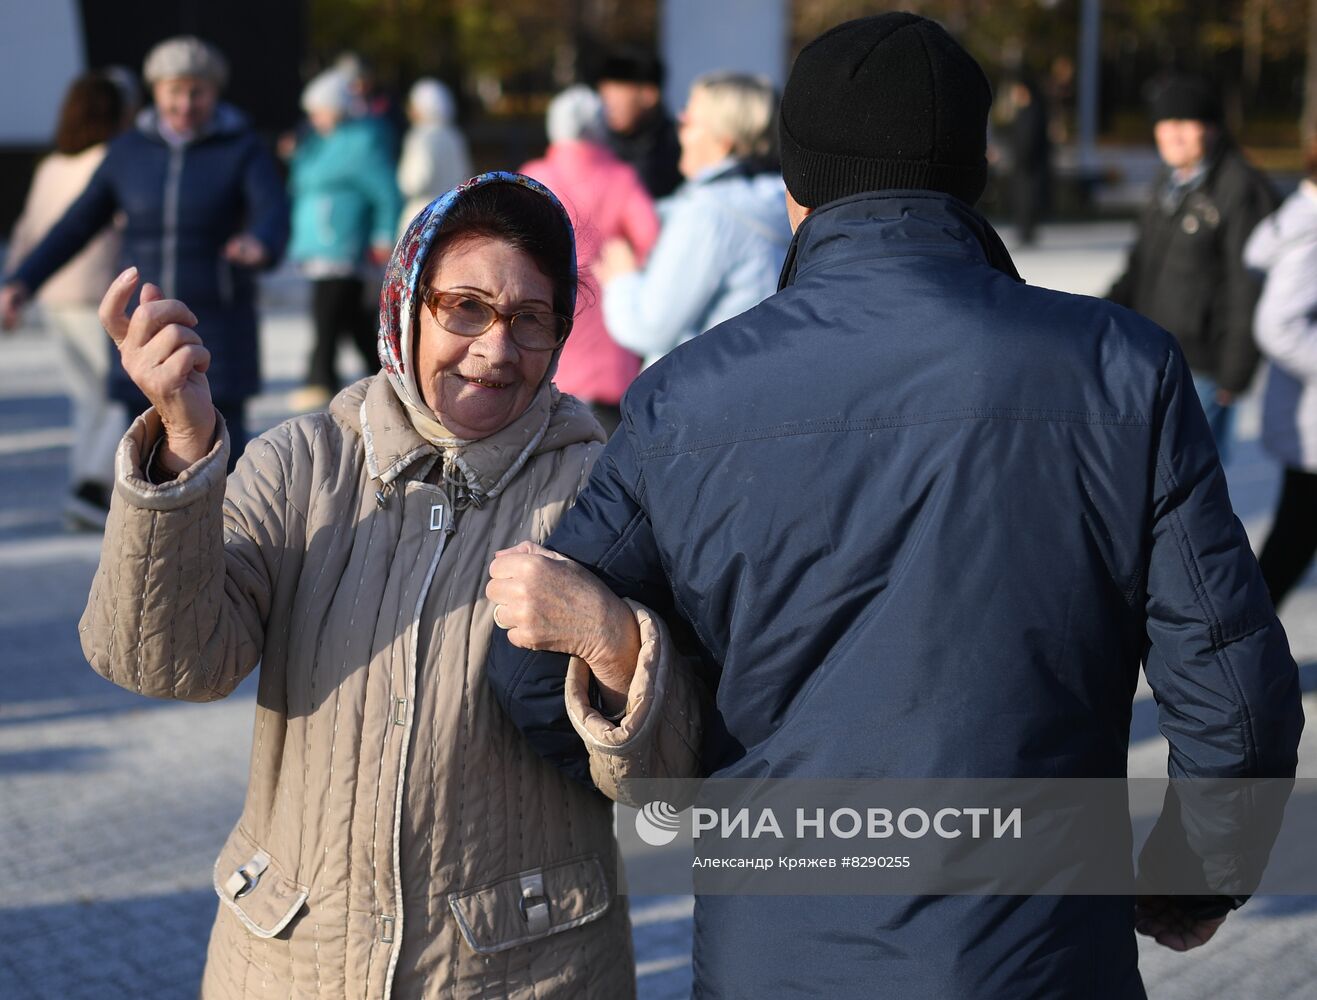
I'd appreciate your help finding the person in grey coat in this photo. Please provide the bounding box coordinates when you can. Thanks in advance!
[1244,136,1317,607]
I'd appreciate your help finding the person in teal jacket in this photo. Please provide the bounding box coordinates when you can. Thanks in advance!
[289,69,401,408]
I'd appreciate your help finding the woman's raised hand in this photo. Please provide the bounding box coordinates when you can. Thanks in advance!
[99,266,217,473]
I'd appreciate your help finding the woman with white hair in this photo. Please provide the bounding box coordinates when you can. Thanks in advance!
[0,35,289,473]
[595,71,792,366]
[397,78,472,235]
[288,69,401,410]
[521,84,658,432]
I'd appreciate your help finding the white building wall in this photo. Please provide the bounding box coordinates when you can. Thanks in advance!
[660,0,788,112]
[0,0,86,145]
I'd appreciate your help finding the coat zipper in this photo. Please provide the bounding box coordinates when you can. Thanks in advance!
[381,493,452,999]
[161,144,185,298]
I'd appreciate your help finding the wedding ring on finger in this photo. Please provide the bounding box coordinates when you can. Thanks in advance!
[493,604,509,630]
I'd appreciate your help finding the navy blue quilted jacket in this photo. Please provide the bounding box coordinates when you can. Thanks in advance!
[489,192,1303,998]
[8,105,288,405]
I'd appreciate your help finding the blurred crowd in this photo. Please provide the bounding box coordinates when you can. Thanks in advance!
[1,34,1314,606]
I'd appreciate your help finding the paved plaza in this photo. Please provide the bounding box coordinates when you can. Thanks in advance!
[1,222,1314,998]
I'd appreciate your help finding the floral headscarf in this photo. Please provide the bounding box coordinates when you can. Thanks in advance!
[377,171,577,445]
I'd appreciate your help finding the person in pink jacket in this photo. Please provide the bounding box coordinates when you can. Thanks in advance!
[522,85,658,433]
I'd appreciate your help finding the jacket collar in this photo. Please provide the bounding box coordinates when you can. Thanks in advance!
[333,374,604,505]
[779,190,1022,291]
[135,102,249,146]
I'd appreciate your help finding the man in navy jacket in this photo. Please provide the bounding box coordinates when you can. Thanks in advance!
[488,13,1303,998]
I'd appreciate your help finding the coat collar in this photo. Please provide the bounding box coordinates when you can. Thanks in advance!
[333,374,604,505]
[135,102,249,145]
[779,190,1022,291]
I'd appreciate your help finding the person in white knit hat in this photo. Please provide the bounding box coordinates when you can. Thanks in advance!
[396,78,472,235]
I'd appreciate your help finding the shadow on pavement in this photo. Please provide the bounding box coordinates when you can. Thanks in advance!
[0,744,107,776]
[0,888,215,999]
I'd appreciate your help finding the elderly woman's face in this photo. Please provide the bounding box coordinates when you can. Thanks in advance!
[417,237,556,439]
[153,76,219,135]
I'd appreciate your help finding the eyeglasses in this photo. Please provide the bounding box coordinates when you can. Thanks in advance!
[420,288,571,352]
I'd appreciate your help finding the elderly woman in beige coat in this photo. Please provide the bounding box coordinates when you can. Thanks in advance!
[82,172,700,999]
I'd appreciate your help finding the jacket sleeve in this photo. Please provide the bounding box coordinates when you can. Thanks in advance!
[1135,345,1304,908]
[562,600,706,803]
[603,193,729,358]
[358,139,403,249]
[241,137,291,267]
[1142,345,1303,779]
[618,171,661,264]
[1106,207,1147,307]
[79,409,298,702]
[1215,175,1279,394]
[7,156,117,293]
[487,425,709,789]
[1250,233,1317,381]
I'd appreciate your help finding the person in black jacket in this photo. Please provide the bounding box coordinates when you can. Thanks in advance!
[594,48,682,200]
[1108,76,1278,461]
[485,15,1303,999]
[1003,76,1051,245]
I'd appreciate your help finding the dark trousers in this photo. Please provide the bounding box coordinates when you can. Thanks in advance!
[1258,466,1317,609]
[308,276,377,391]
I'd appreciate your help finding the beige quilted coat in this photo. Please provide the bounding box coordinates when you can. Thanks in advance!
[79,373,700,998]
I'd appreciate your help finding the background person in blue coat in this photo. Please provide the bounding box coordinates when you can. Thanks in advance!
[287,69,400,411]
[595,71,792,368]
[485,13,1303,999]
[0,36,289,471]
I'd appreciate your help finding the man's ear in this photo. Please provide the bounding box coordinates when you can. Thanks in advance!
[785,189,813,233]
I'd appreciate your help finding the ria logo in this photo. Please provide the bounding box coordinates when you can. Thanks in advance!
[635,800,682,847]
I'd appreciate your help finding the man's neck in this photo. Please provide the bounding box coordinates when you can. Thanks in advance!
[1171,162,1205,185]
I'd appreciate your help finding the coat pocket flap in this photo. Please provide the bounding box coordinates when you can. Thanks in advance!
[213,826,308,939]
[447,855,611,955]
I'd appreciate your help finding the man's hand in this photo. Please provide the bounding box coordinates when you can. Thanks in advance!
[487,540,641,715]
[222,233,269,268]
[1135,896,1227,952]
[99,266,216,473]
[0,281,29,331]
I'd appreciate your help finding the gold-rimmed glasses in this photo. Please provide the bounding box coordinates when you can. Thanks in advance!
[420,288,570,352]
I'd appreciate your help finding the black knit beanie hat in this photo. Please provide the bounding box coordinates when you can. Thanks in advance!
[779,12,992,208]
[1147,75,1221,125]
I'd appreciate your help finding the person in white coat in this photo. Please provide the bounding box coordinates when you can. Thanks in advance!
[1243,137,1317,608]
[396,78,472,235]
